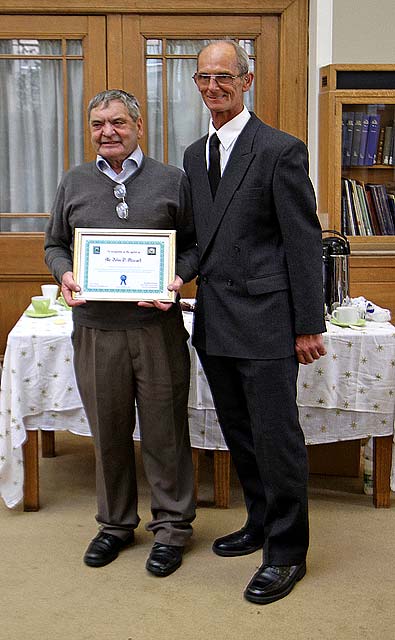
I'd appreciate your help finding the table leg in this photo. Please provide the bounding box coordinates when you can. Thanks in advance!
[41,431,55,457]
[214,450,230,509]
[23,431,39,511]
[373,435,392,508]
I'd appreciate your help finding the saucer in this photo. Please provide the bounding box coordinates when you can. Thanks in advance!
[25,309,58,318]
[330,317,366,328]
[56,296,71,310]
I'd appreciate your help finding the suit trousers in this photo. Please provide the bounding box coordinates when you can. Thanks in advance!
[197,349,309,565]
[72,316,195,546]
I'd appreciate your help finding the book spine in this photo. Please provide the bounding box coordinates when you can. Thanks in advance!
[350,112,363,166]
[342,112,354,167]
[358,113,370,165]
[366,185,387,234]
[375,126,386,165]
[349,179,365,234]
[364,188,382,235]
[356,183,373,235]
[364,114,381,165]
[383,125,393,164]
[376,185,395,234]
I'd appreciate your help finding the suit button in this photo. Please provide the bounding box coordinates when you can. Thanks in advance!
[234,245,240,253]
[202,276,208,284]
[227,279,234,286]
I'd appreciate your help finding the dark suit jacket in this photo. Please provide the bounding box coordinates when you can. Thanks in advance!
[183,112,326,360]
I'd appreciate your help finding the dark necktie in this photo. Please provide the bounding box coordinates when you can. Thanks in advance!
[208,133,221,198]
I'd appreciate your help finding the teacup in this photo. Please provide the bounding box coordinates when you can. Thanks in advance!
[332,306,360,325]
[31,295,51,315]
[41,284,59,306]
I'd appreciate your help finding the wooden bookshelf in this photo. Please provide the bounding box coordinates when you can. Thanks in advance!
[319,64,395,318]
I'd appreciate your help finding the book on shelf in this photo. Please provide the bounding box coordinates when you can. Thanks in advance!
[350,112,363,166]
[342,112,354,166]
[375,126,386,165]
[349,178,367,234]
[364,187,382,235]
[383,125,394,164]
[358,113,370,165]
[341,178,357,235]
[356,183,374,235]
[364,114,381,165]
[365,184,395,235]
[341,179,395,236]
[387,194,395,228]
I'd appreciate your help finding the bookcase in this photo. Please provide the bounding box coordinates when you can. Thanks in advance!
[319,64,395,318]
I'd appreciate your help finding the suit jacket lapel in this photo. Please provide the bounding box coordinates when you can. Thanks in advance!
[198,114,261,258]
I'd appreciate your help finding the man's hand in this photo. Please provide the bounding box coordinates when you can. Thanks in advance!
[61,271,86,307]
[295,334,327,365]
[137,275,184,312]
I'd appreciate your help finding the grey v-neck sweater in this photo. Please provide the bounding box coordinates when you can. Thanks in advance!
[44,156,197,330]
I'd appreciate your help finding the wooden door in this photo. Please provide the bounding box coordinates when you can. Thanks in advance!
[0,15,106,355]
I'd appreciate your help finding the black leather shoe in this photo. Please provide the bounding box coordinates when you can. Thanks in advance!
[146,543,184,577]
[212,528,264,557]
[244,562,306,604]
[83,531,134,567]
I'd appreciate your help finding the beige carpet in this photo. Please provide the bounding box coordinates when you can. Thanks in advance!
[1,432,395,640]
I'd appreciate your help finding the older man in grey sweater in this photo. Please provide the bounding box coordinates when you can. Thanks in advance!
[45,90,198,577]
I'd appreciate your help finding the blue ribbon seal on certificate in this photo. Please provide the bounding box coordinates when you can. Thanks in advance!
[120,275,127,285]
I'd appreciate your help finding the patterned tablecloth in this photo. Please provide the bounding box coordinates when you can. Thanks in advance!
[0,306,394,508]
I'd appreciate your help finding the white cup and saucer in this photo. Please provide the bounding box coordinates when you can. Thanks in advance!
[331,305,365,327]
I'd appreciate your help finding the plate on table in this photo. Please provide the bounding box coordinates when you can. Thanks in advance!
[25,309,59,319]
[330,317,366,328]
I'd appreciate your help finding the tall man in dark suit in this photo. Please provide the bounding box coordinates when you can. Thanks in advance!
[183,40,327,604]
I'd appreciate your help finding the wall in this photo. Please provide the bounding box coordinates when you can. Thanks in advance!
[332,0,395,64]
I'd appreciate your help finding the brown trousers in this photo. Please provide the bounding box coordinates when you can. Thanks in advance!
[72,313,195,546]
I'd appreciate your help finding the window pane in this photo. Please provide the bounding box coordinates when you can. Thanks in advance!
[238,39,255,55]
[0,38,84,231]
[166,39,211,55]
[0,38,62,55]
[147,59,164,161]
[67,60,84,167]
[244,59,254,111]
[0,216,48,232]
[167,58,210,168]
[66,39,83,55]
[146,39,162,55]
[146,37,255,168]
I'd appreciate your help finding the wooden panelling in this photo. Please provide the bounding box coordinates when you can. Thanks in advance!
[0,234,54,356]
[349,255,395,320]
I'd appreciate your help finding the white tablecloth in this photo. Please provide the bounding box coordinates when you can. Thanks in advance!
[0,307,394,508]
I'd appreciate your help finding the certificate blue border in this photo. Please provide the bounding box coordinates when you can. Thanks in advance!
[83,239,165,294]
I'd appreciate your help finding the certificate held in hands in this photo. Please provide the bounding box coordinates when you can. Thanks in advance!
[73,228,176,302]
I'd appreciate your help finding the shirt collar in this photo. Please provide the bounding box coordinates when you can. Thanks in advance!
[96,145,143,173]
[208,107,251,150]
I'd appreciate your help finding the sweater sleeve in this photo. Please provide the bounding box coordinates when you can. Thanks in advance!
[44,178,74,284]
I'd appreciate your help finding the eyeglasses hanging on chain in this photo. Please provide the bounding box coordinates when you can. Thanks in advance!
[113,183,129,220]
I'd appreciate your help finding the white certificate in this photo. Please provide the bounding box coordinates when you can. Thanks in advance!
[73,228,176,302]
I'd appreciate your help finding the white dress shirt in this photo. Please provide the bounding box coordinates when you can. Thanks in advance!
[206,107,251,175]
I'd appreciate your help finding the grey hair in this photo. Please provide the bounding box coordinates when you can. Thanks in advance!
[87,90,141,121]
[197,40,250,75]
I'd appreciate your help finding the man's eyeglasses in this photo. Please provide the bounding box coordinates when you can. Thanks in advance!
[113,183,129,220]
[193,73,245,88]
